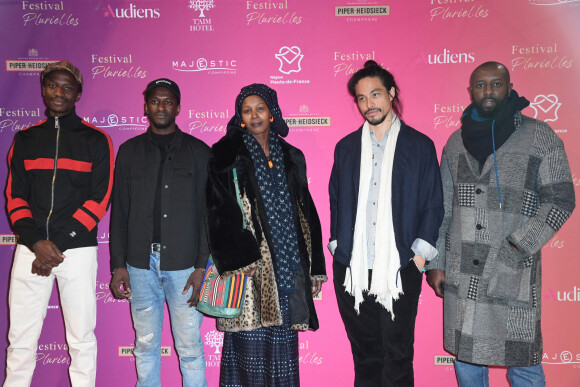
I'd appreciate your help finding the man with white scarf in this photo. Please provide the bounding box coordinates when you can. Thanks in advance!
[329,60,444,386]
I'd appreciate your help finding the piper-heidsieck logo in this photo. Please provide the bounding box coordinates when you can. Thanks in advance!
[118,346,172,357]
[335,3,390,23]
[429,0,489,22]
[245,0,303,26]
[172,58,237,75]
[103,3,160,19]
[5,49,56,77]
[21,1,79,27]
[91,53,148,80]
[333,50,376,77]
[82,113,148,131]
[0,107,41,134]
[0,235,18,245]
[188,0,216,31]
[434,355,456,366]
[510,43,574,71]
[426,48,475,64]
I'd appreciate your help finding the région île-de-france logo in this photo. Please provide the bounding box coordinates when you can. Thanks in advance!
[189,0,215,17]
[275,46,303,74]
[529,94,561,122]
[104,3,160,19]
[204,330,224,354]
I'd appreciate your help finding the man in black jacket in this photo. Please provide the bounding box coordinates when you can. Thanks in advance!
[5,60,114,386]
[110,78,210,386]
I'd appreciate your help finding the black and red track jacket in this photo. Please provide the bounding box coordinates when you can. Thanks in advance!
[6,109,114,252]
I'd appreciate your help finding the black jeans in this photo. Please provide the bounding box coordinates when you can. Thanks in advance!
[334,260,423,387]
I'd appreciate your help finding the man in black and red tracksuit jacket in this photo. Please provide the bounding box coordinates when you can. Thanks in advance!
[4,60,114,387]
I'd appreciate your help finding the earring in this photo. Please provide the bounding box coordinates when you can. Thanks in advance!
[270,117,274,122]
[241,123,245,128]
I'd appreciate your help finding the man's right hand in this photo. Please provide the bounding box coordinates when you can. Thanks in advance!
[426,269,445,298]
[111,267,131,299]
[32,240,65,276]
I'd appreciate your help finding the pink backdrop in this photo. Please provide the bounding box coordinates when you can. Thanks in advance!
[1,0,580,385]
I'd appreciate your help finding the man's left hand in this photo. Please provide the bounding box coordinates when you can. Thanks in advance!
[183,268,205,308]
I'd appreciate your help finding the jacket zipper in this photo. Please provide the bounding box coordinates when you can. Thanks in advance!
[46,117,60,239]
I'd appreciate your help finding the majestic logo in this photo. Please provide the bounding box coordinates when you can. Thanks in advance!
[543,350,580,365]
[189,0,215,17]
[104,3,160,19]
[529,94,561,122]
[275,46,303,74]
[204,330,224,354]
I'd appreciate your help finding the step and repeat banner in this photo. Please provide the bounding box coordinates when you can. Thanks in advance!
[1,1,579,386]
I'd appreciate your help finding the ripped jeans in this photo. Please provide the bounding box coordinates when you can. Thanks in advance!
[128,251,207,387]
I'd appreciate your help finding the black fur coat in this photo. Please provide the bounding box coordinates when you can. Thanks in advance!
[206,127,326,331]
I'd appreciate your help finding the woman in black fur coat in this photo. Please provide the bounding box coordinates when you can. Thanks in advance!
[206,84,327,387]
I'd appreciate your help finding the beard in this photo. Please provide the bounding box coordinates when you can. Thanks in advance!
[365,108,388,125]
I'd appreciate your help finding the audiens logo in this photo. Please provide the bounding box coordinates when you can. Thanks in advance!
[275,46,303,74]
[104,3,160,19]
[529,94,561,122]
[204,330,224,354]
[189,0,215,17]
[545,286,580,302]
[427,49,475,64]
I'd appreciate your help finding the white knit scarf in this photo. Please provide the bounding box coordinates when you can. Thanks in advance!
[343,116,402,319]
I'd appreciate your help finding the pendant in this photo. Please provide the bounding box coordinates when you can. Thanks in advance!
[268,158,274,169]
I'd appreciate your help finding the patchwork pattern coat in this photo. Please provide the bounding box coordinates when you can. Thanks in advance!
[429,113,575,366]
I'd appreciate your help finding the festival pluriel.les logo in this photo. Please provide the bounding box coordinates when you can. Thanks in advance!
[529,94,561,122]
[21,1,79,27]
[275,46,303,74]
[189,0,215,17]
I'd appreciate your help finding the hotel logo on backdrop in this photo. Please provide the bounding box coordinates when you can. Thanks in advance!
[188,0,216,31]
[103,3,160,19]
[245,0,303,26]
[91,54,148,80]
[510,43,574,71]
[172,58,237,75]
[21,1,79,27]
[270,46,310,86]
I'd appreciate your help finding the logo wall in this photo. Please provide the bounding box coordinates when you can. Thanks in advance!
[275,46,303,74]
[529,94,561,122]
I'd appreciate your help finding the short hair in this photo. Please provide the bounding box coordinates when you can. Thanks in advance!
[469,61,510,84]
[347,60,402,117]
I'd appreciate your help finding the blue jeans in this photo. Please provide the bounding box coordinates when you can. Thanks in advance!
[128,252,207,387]
[455,359,546,387]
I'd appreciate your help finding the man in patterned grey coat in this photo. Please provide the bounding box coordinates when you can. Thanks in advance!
[426,62,575,386]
